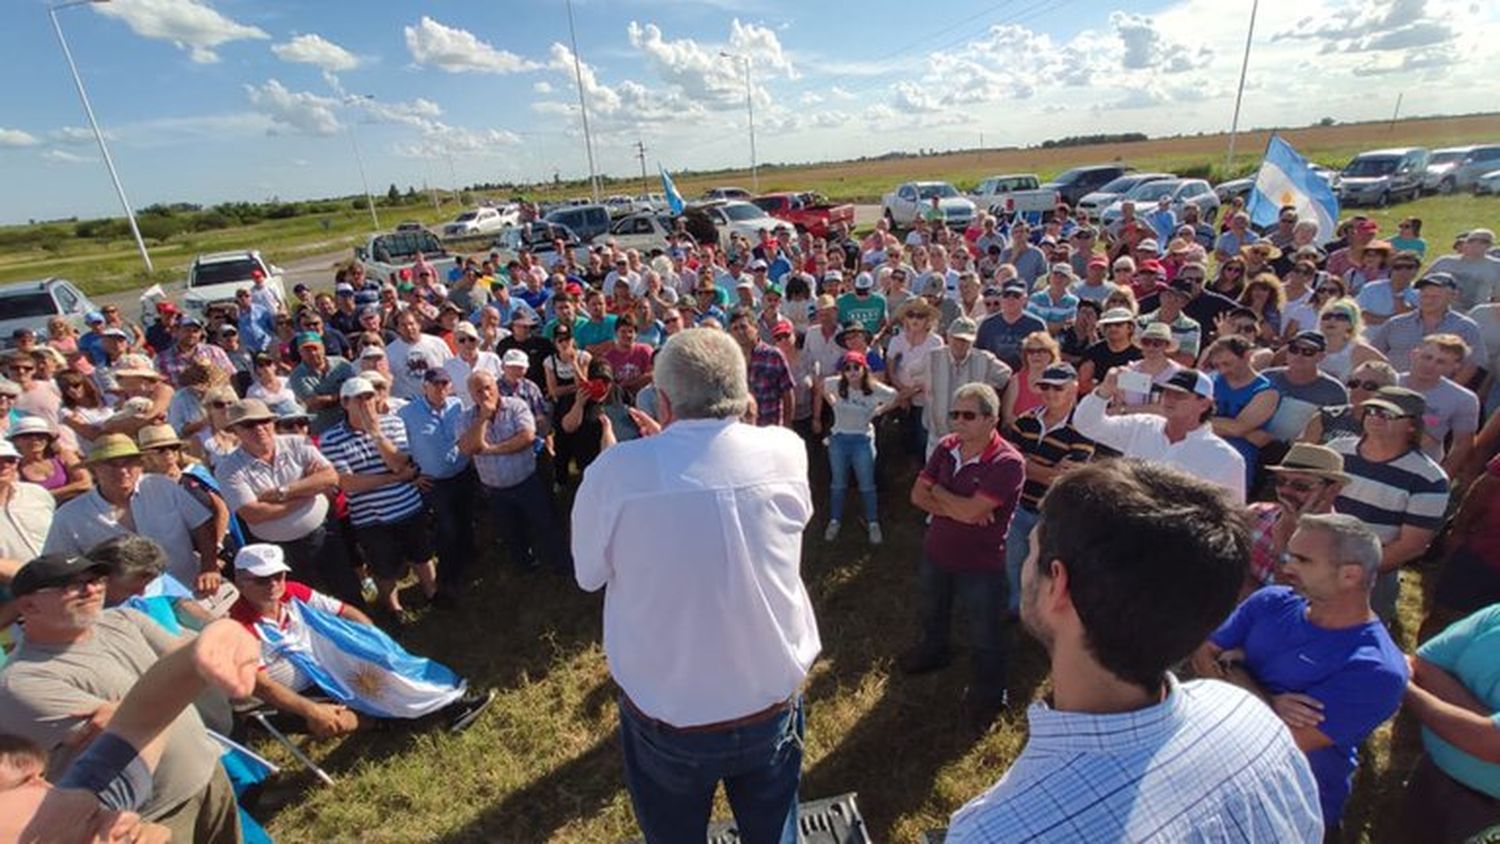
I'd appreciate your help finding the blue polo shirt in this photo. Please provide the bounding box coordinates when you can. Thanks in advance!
[1210,586,1408,825]
[396,394,470,480]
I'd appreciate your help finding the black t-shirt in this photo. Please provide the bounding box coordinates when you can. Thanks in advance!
[496,334,556,387]
[1082,340,1142,377]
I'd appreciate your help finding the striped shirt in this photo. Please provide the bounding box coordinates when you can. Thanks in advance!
[1327,436,1449,541]
[318,414,424,527]
[948,675,1325,843]
[1006,409,1095,512]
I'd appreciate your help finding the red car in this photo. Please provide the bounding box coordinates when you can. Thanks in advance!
[750,192,856,238]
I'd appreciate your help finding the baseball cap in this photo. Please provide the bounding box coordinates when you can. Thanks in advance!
[0,439,18,459]
[10,554,110,597]
[359,345,386,360]
[922,276,945,296]
[101,327,129,340]
[340,377,375,399]
[0,380,19,398]
[502,349,529,368]
[510,309,538,326]
[1087,254,1109,268]
[86,433,141,463]
[839,350,868,369]
[947,316,979,342]
[1354,218,1380,233]
[771,319,795,339]
[1162,369,1214,400]
[423,368,452,384]
[226,399,277,428]
[178,316,204,329]
[1414,272,1458,290]
[824,270,845,283]
[453,321,479,339]
[1289,330,1327,352]
[1001,280,1028,295]
[1361,386,1425,419]
[7,416,56,441]
[1138,259,1165,275]
[234,544,292,577]
[1049,263,1075,278]
[335,283,355,296]
[749,259,768,271]
[853,272,874,290]
[1037,363,1078,385]
[1137,239,1160,253]
[85,311,105,325]
[736,279,754,290]
[816,294,837,311]
[296,331,324,348]
[1098,307,1135,325]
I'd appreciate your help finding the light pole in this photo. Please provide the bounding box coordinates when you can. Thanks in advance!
[720,51,758,192]
[48,0,152,273]
[565,0,600,203]
[342,94,381,231]
[1224,0,1259,175]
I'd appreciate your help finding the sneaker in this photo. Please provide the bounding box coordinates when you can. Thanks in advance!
[446,688,496,733]
[867,522,883,545]
[823,520,841,542]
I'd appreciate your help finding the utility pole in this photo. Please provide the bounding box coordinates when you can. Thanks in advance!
[1225,0,1259,175]
[1388,93,1403,132]
[634,139,649,197]
[720,51,758,192]
[565,0,600,203]
[341,94,380,231]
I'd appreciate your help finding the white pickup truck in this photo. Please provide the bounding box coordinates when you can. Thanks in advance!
[356,230,458,284]
[442,205,519,238]
[970,174,1061,223]
[881,181,976,229]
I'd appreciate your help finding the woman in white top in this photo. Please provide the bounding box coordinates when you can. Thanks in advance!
[815,350,898,546]
[197,385,241,469]
[245,352,301,416]
[1314,298,1385,382]
[1118,322,1184,413]
[884,300,945,457]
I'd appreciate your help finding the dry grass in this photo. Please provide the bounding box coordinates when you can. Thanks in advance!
[248,441,1429,843]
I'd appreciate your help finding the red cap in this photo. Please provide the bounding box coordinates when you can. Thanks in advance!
[564,281,584,297]
[1087,255,1108,268]
[772,318,795,338]
[399,268,412,280]
[155,301,178,314]
[840,350,867,369]
[1139,259,1165,274]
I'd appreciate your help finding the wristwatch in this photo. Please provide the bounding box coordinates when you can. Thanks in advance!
[275,484,289,502]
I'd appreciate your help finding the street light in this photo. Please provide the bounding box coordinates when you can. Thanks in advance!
[48,0,153,273]
[342,94,381,231]
[565,0,600,203]
[1224,0,1260,174]
[720,51,757,193]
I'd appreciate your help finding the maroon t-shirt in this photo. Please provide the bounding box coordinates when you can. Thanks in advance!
[920,430,1025,573]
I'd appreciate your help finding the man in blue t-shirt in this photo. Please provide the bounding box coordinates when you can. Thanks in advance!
[975,280,1046,370]
[1192,512,1407,831]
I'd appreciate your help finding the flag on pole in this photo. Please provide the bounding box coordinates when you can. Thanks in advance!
[660,165,685,215]
[1247,134,1339,239]
[257,599,466,719]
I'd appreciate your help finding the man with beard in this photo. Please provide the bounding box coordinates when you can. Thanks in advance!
[948,460,1323,841]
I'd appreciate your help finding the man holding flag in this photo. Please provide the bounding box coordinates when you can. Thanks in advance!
[227,544,493,736]
[1248,135,1340,242]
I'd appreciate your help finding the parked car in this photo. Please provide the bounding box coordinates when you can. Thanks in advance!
[633,193,668,213]
[1423,145,1500,194]
[1075,173,1175,217]
[1476,169,1500,196]
[696,200,781,244]
[1042,164,1135,206]
[356,229,457,283]
[969,174,1061,221]
[177,250,286,321]
[0,278,97,348]
[750,192,856,237]
[492,221,592,266]
[1099,179,1220,227]
[603,195,637,218]
[1333,147,1429,207]
[543,203,611,243]
[881,181,976,229]
[606,212,676,252]
[702,186,752,201]
[395,219,427,232]
[442,205,518,238]
[1214,177,1255,204]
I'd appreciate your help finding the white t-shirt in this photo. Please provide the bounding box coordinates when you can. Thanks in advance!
[886,333,945,407]
[43,477,212,586]
[386,334,453,400]
[443,351,505,408]
[823,377,898,436]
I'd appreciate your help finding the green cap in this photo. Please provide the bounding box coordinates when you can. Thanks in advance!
[87,433,141,463]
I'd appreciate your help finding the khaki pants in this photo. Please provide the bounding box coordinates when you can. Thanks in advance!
[153,764,243,844]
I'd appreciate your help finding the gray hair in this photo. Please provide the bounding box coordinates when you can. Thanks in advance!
[654,328,749,420]
[952,382,1000,419]
[85,534,168,580]
[1298,513,1382,584]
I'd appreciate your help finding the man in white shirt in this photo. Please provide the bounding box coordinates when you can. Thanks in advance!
[1074,367,1247,502]
[385,309,453,401]
[442,322,503,408]
[949,459,1324,842]
[572,327,820,844]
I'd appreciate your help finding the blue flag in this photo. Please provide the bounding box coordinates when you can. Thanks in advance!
[257,599,466,719]
[660,165,685,215]
[1247,134,1339,239]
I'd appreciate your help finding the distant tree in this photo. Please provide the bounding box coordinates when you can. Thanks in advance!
[386,183,401,203]
[352,197,370,210]
[1318,117,1336,127]
[405,185,419,200]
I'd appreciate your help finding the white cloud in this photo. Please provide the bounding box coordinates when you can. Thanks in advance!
[41,149,93,164]
[49,126,111,145]
[547,43,623,113]
[245,80,340,136]
[828,86,857,101]
[1108,12,1209,71]
[356,98,444,129]
[94,0,268,64]
[534,81,554,94]
[272,33,360,72]
[394,124,522,159]
[0,129,41,148]
[799,91,823,105]
[626,18,797,109]
[404,16,540,74]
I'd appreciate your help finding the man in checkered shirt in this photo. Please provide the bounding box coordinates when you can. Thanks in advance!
[948,460,1324,842]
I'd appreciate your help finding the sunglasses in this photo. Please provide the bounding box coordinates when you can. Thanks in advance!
[1001,292,1025,300]
[1141,338,1170,348]
[1224,266,1243,273]
[948,410,984,421]
[1320,313,1352,323]
[842,363,865,372]
[1317,287,1343,297]
[1024,347,1052,355]
[209,401,231,409]
[1364,406,1410,421]
[1178,275,1205,283]
[457,336,478,343]
[1289,345,1320,357]
[1346,379,1383,391]
[1392,264,1419,271]
[1036,383,1069,392]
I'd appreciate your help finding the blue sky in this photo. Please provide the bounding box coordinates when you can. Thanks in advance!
[1,0,1496,224]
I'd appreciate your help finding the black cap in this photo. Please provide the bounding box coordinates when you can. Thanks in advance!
[1289,330,1327,351]
[1037,362,1079,385]
[11,554,109,597]
[423,368,452,384]
[1414,272,1457,290]
[1001,280,1028,295]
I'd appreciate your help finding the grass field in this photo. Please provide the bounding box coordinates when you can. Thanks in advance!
[245,442,1434,843]
[3,113,1498,298]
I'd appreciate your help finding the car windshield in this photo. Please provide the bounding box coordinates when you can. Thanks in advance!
[1097,176,1142,194]
[1430,151,1467,165]
[0,292,57,319]
[992,177,1039,191]
[191,258,263,287]
[1127,181,1179,201]
[1050,167,1098,185]
[916,184,959,200]
[375,231,447,262]
[1344,157,1398,177]
[750,198,780,213]
[454,212,479,222]
[720,203,769,222]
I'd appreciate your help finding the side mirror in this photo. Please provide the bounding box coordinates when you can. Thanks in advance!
[354,246,367,261]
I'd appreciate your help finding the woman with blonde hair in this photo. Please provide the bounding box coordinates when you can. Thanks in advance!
[885,300,944,455]
[1211,255,1248,299]
[1315,298,1386,381]
[1002,331,1061,429]
[56,369,112,452]
[45,316,93,375]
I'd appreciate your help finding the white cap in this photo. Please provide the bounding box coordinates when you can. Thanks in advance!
[359,345,386,359]
[339,377,375,400]
[453,321,479,339]
[234,543,291,577]
[736,279,754,290]
[0,440,18,460]
[502,349,529,368]
[853,272,874,290]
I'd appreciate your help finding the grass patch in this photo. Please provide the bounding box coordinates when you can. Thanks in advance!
[248,443,1425,843]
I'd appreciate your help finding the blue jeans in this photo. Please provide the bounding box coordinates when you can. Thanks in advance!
[427,467,477,593]
[1004,506,1039,614]
[484,470,571,573]
[917,557,1009,708]
[827,432,877,523]
[618,696,805,844]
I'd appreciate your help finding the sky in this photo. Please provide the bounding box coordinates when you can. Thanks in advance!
[1,0,1497,224]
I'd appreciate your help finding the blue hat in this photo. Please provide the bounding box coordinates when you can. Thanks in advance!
[1037,363,1078,385]
[85,311,105,325]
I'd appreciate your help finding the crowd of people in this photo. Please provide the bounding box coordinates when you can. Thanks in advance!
[0,197,1497,842]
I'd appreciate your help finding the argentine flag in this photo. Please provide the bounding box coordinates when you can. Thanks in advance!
[1247,135,1339,239]
[258,599,466,719]
[660,165,685,215]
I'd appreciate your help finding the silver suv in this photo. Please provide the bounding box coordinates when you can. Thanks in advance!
[0,278,97,348]
[1334,147,1429,207]
[1425,145,1500,194]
